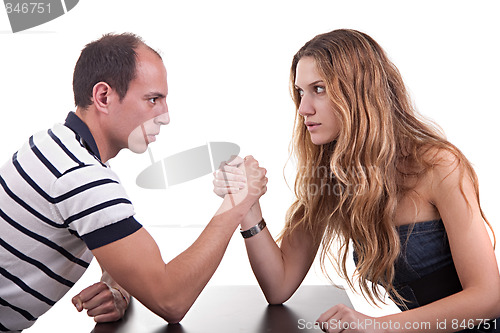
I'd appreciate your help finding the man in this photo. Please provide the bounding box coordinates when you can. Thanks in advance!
[0,33,267,332]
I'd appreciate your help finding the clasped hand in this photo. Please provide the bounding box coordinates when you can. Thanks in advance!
[213,155,267,204]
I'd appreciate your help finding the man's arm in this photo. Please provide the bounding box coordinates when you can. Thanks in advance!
[91,195,252,323]
[81,156,267,323]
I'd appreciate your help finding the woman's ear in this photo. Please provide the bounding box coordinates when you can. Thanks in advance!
[92,82,113,114]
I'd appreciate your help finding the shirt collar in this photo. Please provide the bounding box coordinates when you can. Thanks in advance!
[64,111,101,161]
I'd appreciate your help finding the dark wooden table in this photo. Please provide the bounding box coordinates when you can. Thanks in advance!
[91,285,353,333]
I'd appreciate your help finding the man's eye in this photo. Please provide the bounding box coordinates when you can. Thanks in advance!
[314,86,326,94]
[149,97,157,104]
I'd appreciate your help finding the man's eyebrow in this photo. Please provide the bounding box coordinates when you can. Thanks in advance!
[144,92,167,98]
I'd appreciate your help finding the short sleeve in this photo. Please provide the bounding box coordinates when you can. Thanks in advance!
[51,164,141,249]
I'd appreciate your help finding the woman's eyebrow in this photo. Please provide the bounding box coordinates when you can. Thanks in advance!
[295,80,324,90]
[308,80,324,86]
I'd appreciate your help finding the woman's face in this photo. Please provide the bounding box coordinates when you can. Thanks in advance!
[295,56,341,145]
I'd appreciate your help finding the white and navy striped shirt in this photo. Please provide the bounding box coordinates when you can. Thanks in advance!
[0,112,142,332]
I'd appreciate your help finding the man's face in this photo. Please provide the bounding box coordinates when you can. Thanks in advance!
[108,45,169,154]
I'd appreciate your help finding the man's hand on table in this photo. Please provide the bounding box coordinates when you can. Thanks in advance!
[72,281,129,323]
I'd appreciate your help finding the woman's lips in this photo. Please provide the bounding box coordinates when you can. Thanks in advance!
[305,122,321,131]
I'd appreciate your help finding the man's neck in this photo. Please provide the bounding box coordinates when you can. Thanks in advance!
[75,107,118,163]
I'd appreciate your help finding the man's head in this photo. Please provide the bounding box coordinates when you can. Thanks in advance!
[73,33,161,108]
[73,33,169,161]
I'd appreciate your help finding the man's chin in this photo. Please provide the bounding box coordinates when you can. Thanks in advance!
[128,144,149,154]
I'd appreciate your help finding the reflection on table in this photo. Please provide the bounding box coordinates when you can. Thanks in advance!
[92,285,353,333]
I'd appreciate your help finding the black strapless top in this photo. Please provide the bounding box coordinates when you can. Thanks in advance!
[353,219,498,332]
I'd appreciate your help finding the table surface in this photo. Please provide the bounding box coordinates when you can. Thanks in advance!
[91,285,353,333]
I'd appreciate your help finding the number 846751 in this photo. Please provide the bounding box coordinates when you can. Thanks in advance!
[5,2,51,14]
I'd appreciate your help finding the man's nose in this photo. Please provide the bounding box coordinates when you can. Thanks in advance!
[155,103,170,125]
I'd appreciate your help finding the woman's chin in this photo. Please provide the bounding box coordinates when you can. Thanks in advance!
[310,136,329,146]
[309,133,338,146]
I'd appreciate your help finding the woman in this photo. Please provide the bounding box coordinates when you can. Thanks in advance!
[214,29,500,332]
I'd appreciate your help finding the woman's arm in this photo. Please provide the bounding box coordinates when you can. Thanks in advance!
[214,158,321,304]
[384,151,500,331]
[241,202,321,304]
[317,151,500,332]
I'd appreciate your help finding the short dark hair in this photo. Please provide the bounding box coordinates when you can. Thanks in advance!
[72,32,160,108]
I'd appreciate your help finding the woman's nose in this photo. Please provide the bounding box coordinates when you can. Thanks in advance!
[298,95,314,116]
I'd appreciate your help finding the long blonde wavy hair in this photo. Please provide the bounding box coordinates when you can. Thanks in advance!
[282,29,494,305]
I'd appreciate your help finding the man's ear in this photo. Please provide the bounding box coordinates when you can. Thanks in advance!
[92,82,113,114]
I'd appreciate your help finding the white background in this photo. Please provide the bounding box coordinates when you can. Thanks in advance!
[0,0,499,331]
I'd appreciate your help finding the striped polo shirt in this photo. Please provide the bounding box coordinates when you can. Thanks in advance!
[0,112,142,332]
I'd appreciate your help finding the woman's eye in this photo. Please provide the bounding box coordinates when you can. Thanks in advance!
[314,86,326,94]
[297,89,304,97]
